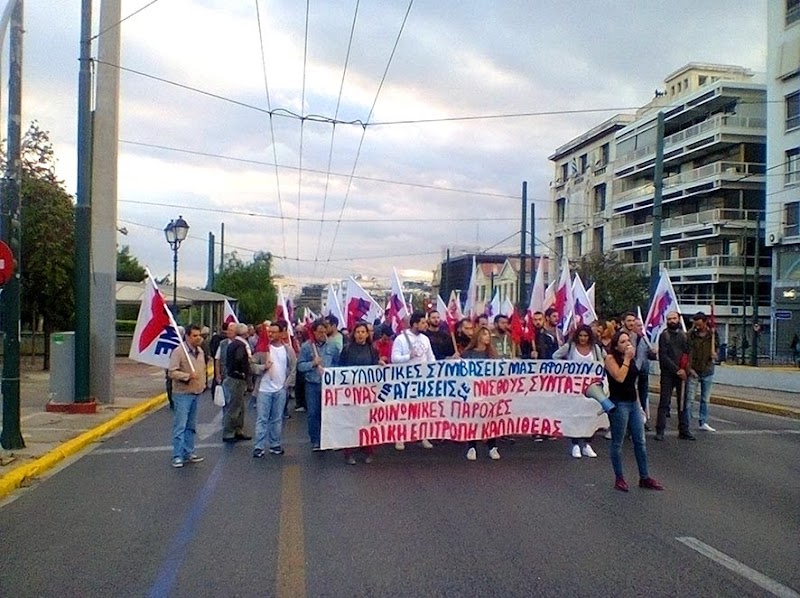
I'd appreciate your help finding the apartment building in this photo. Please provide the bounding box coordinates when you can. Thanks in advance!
[550,64,769,351]
[767,1,800,362]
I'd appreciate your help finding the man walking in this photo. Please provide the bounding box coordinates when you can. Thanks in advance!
[297,319,340,450]
[252,321,297,457]
[491,314,514,358]
[655,311,693,441]
[686,312,719,433]
[425,310,453,360]
[222,323,253,443]
[167,325,206,468]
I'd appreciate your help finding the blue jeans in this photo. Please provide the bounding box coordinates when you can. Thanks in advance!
[685,374,714,426]
[306,382,322,446]
[172,393,199,459]
[254,388,287,450]
[609,401,649,480]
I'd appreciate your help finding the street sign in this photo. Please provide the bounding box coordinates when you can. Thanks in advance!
[0,240,14,286]
[774,310,792,320]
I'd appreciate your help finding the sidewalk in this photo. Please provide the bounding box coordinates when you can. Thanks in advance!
[1,359,799,502]
[0,358,170,501]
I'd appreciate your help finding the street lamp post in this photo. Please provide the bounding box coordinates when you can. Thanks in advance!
[164,215,189,318]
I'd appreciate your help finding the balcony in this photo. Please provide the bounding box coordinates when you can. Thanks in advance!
[615,115,766,176]
[613,161,765,210]
[627,254,772,283]
[611,208,759,241]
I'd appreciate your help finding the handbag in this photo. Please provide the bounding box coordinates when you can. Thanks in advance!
[213,385,226,407]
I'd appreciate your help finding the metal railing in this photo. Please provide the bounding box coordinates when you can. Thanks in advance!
[627,255,771,273]
[611,208,759,238]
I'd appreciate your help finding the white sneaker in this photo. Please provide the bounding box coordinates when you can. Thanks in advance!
[582,444,597,458]
[466,447,477,461]
[420,439,434,449]
[489,447,501,460]
[395,442,405,450]
[699,423,716,432]
[603,430,612,440]
[571,444,582,459]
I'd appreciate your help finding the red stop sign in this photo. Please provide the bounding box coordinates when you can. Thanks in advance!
[0,240,15,286]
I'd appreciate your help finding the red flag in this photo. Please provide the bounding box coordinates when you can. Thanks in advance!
[510,310,524,346]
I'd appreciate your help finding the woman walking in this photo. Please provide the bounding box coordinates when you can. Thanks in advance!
[460,326,501,461]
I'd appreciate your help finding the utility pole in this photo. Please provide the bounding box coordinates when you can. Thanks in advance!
[750,209,762,366]
[1,0,24,449]
[206,231,215,290]
[648,112,665,301]
[741,228,748,366]
[519,181,527,308]
[74,0,93,403]
[530,202,536,285]
[219,222,225,271]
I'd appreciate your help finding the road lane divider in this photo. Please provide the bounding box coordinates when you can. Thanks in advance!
[277,464,306,598]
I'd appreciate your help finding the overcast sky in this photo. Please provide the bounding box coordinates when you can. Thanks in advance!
[18,0,767,292]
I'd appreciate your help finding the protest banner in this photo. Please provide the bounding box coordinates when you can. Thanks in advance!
[321,360,609,449]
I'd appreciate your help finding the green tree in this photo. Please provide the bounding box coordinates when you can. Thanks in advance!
[574,252,649,321]
[212,251,277,323]
[117,245,146,282]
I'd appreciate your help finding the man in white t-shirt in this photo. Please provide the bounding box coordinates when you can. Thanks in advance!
[391,310,436,450]
[252,321,297,457]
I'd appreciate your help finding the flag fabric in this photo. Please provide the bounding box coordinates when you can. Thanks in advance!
[637,305,644,325]
[528,256,546,315]
[129,271,194,371]
[223,299,239,327]
[553,256,574,331]
[485,289,500,320]
[286,297,295,325]
[445,290,464,332]
[509,309,525,346]
[324,284,346,326]
[643,266,683,347]
[276,285,295,337]
[542,280,556,313]
[344,276,383,330]
[462,256,479,319]
[571,273,597,326]
[386,268,410,333]
[501,296,515,318]
[586,283,596,313]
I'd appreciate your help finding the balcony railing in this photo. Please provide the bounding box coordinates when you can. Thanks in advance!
[614,161,765,204]
[611,208,759,239]
[628,255,771,273]
[616,115,767,167]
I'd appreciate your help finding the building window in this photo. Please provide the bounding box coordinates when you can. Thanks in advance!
[560,163,569,181]
[593,184,606,213]
[556,197,566,223]
[579,153,588,173]
[788,0,800,26]
[786,148,800,186]
[787,92,800,131]
[555,236,564,260]
[593,227,604,253]
[599,143,609,167]
[698,75,707,86]
[572,232,582,258]
[786,202,800,237]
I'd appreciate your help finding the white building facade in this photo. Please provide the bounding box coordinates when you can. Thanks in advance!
[767,2,800,362]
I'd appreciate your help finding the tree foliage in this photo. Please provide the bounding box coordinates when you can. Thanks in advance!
[117,245,146,282]
[212,251,277,324]
[573,252,649,321]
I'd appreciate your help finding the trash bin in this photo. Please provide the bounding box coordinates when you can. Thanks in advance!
[49,332,75,403]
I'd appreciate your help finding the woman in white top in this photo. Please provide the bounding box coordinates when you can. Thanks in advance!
[554,324,605,459]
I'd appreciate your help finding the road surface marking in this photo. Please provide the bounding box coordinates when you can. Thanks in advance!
[197,410,223,440]
[148,458,225,598]
[677,537,799,598]
[91,443,220,455]
[277,464,306,598]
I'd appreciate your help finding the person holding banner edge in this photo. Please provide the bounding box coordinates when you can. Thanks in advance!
[605,330,663,492]
[460,326,501,461]
[298,319,341,451]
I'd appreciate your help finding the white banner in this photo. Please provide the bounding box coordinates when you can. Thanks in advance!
[321,360,609,449]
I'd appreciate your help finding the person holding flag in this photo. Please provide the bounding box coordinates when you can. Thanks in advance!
[167,324,206,468]
[297,319,341,451]
[655,311,693,441]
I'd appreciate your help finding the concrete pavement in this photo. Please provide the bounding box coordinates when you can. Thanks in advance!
[0,358,798,502]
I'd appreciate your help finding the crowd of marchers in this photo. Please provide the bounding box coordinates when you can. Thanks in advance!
[166,306,719,492]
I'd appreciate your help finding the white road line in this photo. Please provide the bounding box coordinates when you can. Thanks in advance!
[677,537,800,598]
[91,442,220,455]
[710,430,800,435]
[197,410,224,441]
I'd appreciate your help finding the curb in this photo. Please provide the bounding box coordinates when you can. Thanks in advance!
[0,392,168,502]
[711,395,800,420]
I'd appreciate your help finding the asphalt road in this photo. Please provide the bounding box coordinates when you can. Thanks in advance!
[1,394,798,597]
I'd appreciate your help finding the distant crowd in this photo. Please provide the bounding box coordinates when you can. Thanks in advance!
[167,306,719,492]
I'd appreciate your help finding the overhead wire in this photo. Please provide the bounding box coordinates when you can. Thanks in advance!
[296,0,311,268]
[91,0,162,41]
[254,0,287,259]
[322,0,415,276]
[313,0,361,273]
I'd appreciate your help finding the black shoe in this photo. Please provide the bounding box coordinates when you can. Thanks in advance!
[234,432,252,441]
[644,423,652,432]
[252,448,265,458]
[223,436,238,443]
[679,432,696,441]
[654,433,665,441]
